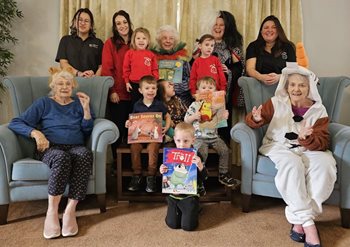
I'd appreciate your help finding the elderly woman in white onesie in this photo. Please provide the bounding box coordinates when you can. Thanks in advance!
[245,63,336,247]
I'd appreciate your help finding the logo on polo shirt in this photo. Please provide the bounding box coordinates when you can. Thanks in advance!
[89,44,99,49]
[281,51,288,60]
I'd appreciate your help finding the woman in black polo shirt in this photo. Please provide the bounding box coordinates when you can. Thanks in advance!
[56,8,103,77]
[246,15,296,85]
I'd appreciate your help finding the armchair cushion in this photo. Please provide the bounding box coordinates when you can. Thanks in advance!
[12,159,49,181]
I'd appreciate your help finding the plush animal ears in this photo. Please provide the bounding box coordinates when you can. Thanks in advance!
[48,66,77,89]
[48,66,74,76]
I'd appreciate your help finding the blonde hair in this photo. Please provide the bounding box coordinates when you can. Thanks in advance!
[196,76,216,90]
[130,27,151,50]
[174,122,195,137]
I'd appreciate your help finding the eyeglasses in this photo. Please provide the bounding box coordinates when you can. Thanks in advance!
[78,18,90,24]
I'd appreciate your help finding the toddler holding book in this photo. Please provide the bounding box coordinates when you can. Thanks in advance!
[125,76,171,193]
[159,122,208,231]
[185,76,240,188]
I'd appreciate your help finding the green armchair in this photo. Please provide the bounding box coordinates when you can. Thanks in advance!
[0,76,119,224]
[231,76,350,228]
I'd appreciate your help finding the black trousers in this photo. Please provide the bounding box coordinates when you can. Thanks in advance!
[108,100,132,159]
[165,195,200,231]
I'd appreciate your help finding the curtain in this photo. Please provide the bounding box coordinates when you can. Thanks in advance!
[60,0,302,55]
[59,0,178,44]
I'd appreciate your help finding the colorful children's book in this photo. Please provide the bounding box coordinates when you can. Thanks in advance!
[127,112,163,144]
[162,148,197,195]
[158,60,184,84]
[195,90,227,128]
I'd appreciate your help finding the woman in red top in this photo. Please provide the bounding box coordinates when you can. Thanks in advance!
[102,10,133,158]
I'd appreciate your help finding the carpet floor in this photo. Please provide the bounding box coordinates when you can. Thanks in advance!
[1,173,349,247]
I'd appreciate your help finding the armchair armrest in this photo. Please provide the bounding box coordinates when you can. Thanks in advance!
[88,118,119,194]
[329,123,350,209]
[231,122,263,195]
[0,124,25,204]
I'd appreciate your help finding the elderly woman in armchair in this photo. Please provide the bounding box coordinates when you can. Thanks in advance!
[245,63,336,247]
[9,67,94,239]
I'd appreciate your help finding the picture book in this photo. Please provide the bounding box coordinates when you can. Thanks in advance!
[195,90,227,128]
[158,60,184,84]
[127,112,163,144]
[162,148,197,195]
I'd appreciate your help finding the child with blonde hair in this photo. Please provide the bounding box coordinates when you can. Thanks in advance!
[159,122,208,231]
[123,27,159,106]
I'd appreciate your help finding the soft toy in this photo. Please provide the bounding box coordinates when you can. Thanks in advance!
[296,42,309,68]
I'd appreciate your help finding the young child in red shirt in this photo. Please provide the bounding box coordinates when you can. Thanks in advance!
[123,27,159,106]
[189,34,227,95]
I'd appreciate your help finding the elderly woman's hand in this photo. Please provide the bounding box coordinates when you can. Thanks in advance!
[31,130,49,152]
[76,92,91,119]
[252,105,263,122]
[298,121,313,140]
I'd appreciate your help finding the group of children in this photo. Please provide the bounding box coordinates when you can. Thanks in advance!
[122,27,240,231]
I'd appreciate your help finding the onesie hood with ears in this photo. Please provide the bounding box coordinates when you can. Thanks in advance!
[274,62,322,108]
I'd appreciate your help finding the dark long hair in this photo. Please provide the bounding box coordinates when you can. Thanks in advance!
[218,10,243,49]
[256,15,295,57]
[69,8,96,36]
[111,10,133,50]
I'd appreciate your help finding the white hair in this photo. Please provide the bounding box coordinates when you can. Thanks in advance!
[155,25,179,47]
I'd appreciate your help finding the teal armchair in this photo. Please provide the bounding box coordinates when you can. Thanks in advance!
[0,76,119,224]
[231,76,350,228]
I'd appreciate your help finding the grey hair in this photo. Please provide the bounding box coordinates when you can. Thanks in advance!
[155,25,179,47]
[48,70,77,96]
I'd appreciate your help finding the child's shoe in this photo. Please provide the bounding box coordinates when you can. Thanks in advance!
[198,181,206,196]
[128,175,143,191]
[219,173,241,189]
[145,176,156,193]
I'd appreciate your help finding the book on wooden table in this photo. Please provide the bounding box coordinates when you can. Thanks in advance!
[162,148,197,195]
[127,112,163,144]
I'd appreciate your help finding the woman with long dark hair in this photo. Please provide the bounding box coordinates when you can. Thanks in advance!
[246,15,296,85]
[101,10,133,159]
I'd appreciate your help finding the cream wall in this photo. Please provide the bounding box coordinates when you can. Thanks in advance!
[7,0,60,76]
[302,0,350,77]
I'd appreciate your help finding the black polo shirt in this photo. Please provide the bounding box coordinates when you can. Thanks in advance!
[55,34,103,73]
[132,98,168,119]
[246,41,296,74]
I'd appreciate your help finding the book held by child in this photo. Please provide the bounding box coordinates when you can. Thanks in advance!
[127,112,163,143]
[195,90,227,128]
[162,148,197,195]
